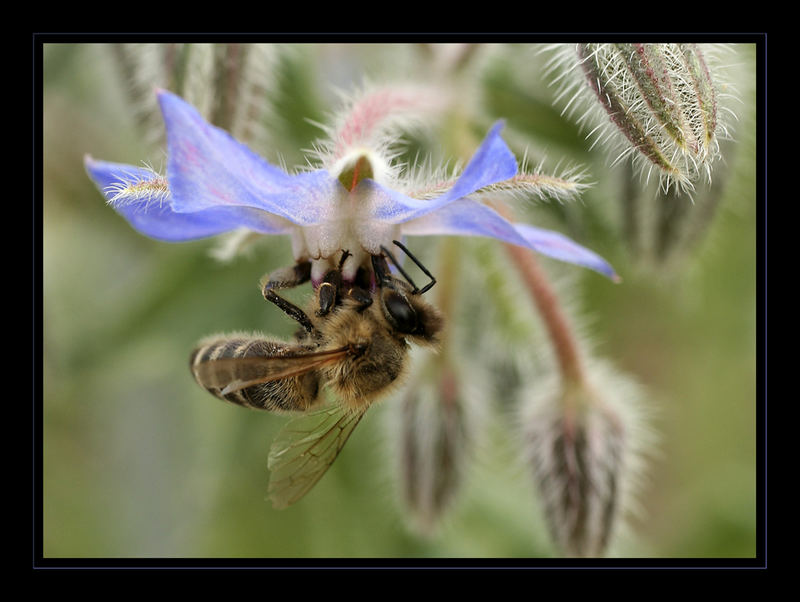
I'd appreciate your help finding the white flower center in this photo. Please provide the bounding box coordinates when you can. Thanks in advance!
[294,148,400,282]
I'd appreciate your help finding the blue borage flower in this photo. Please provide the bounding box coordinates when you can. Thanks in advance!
[85,89,618,283]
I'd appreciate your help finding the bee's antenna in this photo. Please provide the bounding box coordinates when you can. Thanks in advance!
[392,240,436,295]
[377,241,437,295]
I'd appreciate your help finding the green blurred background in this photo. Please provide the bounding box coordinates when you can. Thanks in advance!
[42,42,758,559]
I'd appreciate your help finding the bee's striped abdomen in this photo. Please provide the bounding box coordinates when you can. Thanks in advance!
[190,336,321,413]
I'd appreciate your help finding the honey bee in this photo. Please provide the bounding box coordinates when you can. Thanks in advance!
[190,241,444,508]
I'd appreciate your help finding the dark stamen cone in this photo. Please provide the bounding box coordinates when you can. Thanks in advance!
[337,154,375,191]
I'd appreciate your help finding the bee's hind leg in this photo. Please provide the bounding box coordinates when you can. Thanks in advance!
[261,260,316,336]
[263,289,316,336]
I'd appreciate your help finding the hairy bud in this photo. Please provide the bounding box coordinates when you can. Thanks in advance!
[111,43,278,151]
[550,43,728,194]
[520,361,653,557]
[395,366,471,533]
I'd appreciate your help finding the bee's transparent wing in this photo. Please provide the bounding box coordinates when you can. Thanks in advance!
[267,404,366,509]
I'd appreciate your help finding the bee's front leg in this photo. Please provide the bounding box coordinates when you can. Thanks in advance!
[316,268,343,317]
[317,250,356,317]
[344,286,373,312]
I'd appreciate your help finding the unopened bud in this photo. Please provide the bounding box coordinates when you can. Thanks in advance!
[554,43,726,194]
[521,362,653,557]
[396,367,470,533]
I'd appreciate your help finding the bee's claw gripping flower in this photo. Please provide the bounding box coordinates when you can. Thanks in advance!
[86,90,618,282]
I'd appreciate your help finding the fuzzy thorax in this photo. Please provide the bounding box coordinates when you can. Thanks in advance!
[319,299,410,412]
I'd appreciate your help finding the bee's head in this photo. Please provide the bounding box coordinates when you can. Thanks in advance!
[371,242,444,346]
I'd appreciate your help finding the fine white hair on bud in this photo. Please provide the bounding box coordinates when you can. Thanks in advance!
[544,43,732,195]
[402,151,590,205]
[103,163,170,209]
[110,43,280,153]
[309,82,451,183]
[399,157,466,200]
[473,163,591,205]
[519,359,656,557]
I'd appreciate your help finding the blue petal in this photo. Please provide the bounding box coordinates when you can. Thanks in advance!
[513,223,620,281]
[85,156,292,241]
[402,198,619,280]
[158,90,337,226]
[365,121,518,223]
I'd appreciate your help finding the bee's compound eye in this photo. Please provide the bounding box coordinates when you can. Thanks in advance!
[384,291,418,334]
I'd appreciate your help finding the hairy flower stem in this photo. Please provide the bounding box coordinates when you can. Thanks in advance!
[502,206,631,557]
[434,237,461,360]
[417,237,461,392]
[447,120,588,402]
[496,205,585,392]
